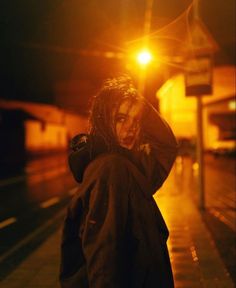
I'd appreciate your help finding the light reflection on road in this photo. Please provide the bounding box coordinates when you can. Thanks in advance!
[0,153,76,219]
[158,154,236,232]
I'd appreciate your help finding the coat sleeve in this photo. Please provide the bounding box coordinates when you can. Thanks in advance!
[81,158,130,288]
[140,101,178,194]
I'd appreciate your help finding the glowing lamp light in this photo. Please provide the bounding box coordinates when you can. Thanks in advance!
[228,100,236,110]
[137,50,152,65]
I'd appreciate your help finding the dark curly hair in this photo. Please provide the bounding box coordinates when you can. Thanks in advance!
[89,75,144,150]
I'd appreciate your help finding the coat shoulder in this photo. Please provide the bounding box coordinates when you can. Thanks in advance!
[85,153,131,177]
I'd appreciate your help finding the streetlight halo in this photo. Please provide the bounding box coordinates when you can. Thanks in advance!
[137,50,152,65]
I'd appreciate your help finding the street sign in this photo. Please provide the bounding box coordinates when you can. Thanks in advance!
[184,19,217,96]
[187,5,219,210]
[185,55,213,96]
[183,18,217,210]
[186,19,219,55]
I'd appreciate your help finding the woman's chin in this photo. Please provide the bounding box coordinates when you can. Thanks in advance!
[120,143,134,150]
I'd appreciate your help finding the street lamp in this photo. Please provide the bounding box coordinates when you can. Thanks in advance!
[134,49,153,94]
[137,49,152,66]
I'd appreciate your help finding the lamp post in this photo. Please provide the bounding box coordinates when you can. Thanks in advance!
[185,0,217,210]
[137,0,154,95]
[194,0,205,211]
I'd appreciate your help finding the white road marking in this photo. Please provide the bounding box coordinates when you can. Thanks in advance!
[0,208,65,263]
[0,217,17,229]
[40,197,60,209]
[0,176,25,188]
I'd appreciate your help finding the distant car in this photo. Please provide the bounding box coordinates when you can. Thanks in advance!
[211,139,236,156]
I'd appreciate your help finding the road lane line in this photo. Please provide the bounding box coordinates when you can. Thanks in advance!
[0,217,17,229]
[0,208,65,264]
[0,176,25,188]
[40,197,60,209]
[0,163,68,188]
[68,187,78,196]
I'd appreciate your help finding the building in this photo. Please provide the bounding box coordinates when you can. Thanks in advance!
[157,65,236,152]
[0,100,88,176]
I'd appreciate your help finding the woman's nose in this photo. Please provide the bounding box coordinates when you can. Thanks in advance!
[126,119,137,132]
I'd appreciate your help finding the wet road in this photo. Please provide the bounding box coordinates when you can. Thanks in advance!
[204,155,236,232]
[0,152,235,279]
[175,154,236,232]
[173,153,236,282]
[1,153,235,246]
[0,154,77,268]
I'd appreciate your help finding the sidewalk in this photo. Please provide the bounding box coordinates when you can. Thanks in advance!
[0,167,234,288]
[155,170,234,288]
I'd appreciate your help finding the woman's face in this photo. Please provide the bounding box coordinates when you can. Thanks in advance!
[114,99,144,150]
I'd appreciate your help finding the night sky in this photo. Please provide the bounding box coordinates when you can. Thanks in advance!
[0,0,235,112]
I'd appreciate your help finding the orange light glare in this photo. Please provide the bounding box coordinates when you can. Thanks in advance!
[228,100,236,110]
[137,50,152,65]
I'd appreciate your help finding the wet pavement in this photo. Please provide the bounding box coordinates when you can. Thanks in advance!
[0,153,77,280]
[0,158,235,288]
[155,169,234,288]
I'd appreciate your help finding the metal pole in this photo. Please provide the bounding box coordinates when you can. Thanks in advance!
[196,97,205,210]
[138,0,154,94]
[193,0,199,19]
[143,0,154,37]
[193,0,205,210]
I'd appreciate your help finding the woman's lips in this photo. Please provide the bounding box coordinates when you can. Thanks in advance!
[122,136,134,146]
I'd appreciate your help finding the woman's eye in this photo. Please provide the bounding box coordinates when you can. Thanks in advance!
[116,116,126,123]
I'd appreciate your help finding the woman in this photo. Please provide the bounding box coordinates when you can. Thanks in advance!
[60,75,178,288]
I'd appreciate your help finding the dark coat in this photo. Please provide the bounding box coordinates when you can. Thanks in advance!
[60,105,178,288]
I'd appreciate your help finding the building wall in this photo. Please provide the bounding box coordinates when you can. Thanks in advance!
[0,99,88,154]
[64,112,88,139]
[24,120,67,153]
[157,74,197,138]
[157,65,236,150]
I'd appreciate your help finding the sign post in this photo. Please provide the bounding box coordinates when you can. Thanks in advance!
[184,18,218,210]
[196,97,205,210]
[185,61,209,210]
